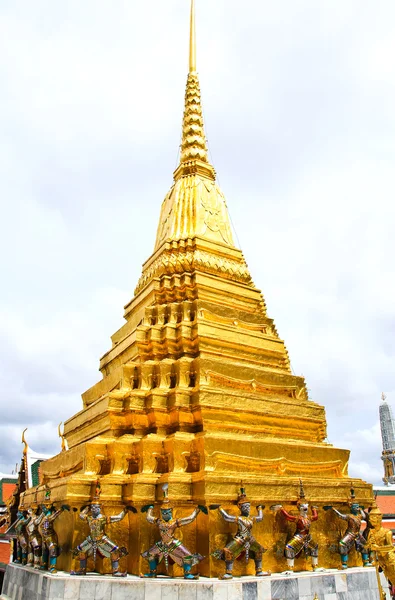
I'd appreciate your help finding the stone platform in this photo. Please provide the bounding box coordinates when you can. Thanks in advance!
[0,563,388,600]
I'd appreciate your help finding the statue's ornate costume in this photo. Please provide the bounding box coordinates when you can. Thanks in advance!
[35,489,69,573]
[141,484,206,579]
[272,480,319,572]
[324,487,370,569]
[26,508,42,569]
[211,487,269,580]
[14,511,30,566]
[72,480,133,577]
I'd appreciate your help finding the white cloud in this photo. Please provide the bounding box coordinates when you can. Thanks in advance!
[334,423,384,485]
[349,462,383,486]
[0,0,394,487]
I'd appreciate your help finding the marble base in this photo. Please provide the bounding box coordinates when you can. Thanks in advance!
[0,563,388,600]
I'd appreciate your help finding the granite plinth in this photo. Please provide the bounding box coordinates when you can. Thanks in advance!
[0,563,388,600]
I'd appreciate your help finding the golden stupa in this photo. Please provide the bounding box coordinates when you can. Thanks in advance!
[23,0,373,576]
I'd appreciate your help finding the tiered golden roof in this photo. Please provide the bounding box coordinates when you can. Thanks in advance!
[23,0,373,576]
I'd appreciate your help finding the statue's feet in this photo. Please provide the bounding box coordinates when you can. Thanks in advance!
[34,565,41,570]
[341,565,348,570]
[26,563,34,568]
[184,573,199,580]
[70,570,86,576]
[256,571,271,577]
[112,571,127,578]
[39,566,47,571]
[14,560,21,565]
[313,566,325,572]
[363,562,373,568]
[141,572,157,578]
[282,570,294,576]
[49,568,57,574]
[220,573,233,580]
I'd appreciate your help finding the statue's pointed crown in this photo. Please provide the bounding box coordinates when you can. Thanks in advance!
[161,483,173,509]
[43,485,52,507]
[369,500,382,516]
[91,479,102,504]
[237,484,250,506]
[348,484,359,507]
[297,479,308,505]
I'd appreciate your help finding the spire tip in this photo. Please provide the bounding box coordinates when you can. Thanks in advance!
[189,0,196,73]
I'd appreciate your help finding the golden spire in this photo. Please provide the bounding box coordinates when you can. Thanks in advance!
[189,0,196,73]
[152,0,235,251]
[174,0,215,180]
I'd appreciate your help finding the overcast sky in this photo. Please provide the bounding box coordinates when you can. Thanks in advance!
[0,0,394,486]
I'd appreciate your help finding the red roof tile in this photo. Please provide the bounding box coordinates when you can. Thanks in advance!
[376,494,395,515]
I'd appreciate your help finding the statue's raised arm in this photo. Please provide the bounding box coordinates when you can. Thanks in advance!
[177,506,204,527]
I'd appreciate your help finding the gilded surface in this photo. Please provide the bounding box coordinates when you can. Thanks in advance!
[19,0,373,578]
[153,64,234,251]
[154,177,235,252]
[364,504,395,595]
[136,242,250,294]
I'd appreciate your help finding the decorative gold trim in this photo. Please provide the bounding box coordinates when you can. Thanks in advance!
[136,247,252,294]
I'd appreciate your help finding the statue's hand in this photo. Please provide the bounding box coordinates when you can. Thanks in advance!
[198,505,208,515]
[256,505,265,510]
[141,505,154,513]
[311,506,319,510]
[80,505,90,512]
[323,506,333,511]
[209,504,221,511]
[126,506,137,514]
[61,505,71,512]
[270,504,282,512]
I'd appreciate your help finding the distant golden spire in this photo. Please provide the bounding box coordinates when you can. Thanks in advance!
[174,0,215,180]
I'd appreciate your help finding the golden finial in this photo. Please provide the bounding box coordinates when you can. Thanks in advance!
[173,0,215,180]
[313,594,319,600]
[21,428,28,456]
[189,0,196,73]
[58,422,67,453]
[382,392,387,402]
